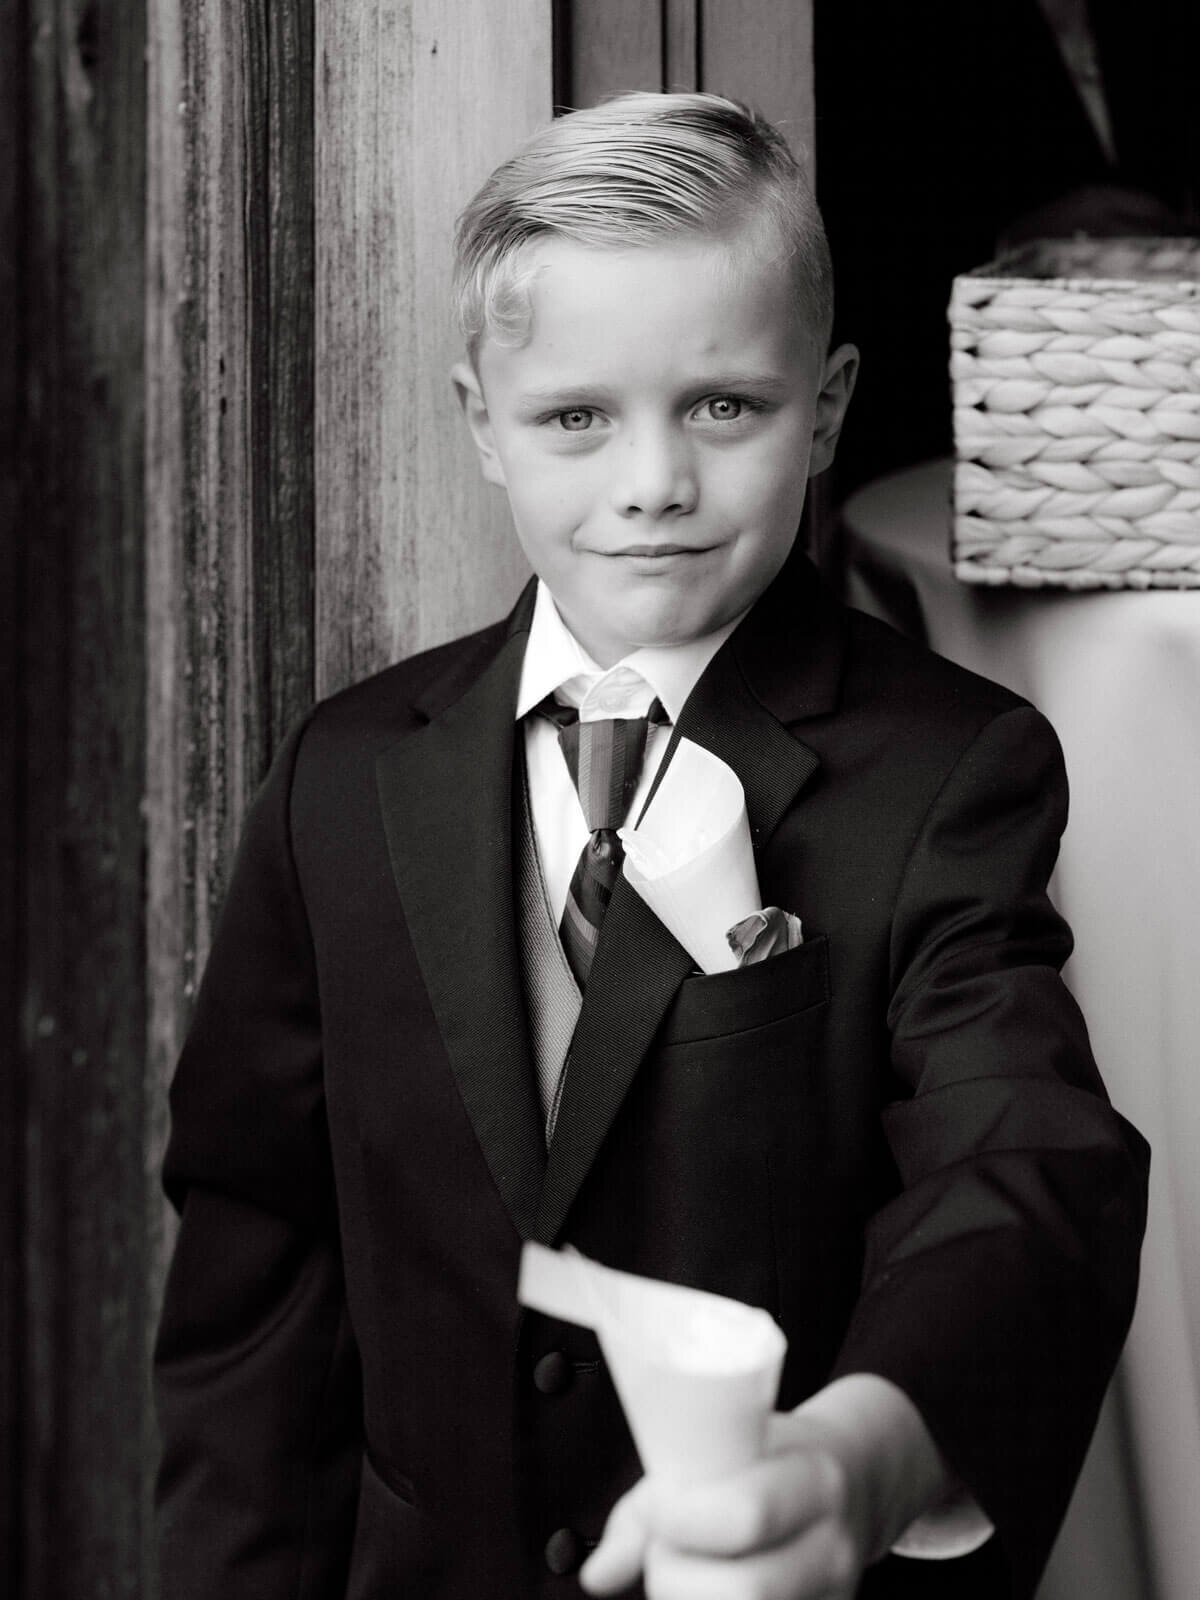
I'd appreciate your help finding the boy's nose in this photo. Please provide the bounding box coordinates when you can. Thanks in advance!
[611,429,698,520]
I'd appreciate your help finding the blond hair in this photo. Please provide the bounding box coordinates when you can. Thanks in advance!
[453,91,833,355]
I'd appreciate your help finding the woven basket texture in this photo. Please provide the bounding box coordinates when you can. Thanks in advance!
[950,237,1200,588]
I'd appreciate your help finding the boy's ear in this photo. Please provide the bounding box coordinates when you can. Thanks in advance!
[451,359,508,489]
[808,342,860,477]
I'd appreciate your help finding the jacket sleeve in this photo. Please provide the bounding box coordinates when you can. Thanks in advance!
[154,717,363,1599]
[832,705,1150,1599]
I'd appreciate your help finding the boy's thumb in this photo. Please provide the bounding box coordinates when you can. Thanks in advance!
[578,1478,652,1595]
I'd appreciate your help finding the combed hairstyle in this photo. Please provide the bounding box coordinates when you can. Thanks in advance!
[453,91,833,357]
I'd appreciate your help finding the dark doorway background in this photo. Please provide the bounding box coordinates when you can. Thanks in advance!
[815,0,1200,497]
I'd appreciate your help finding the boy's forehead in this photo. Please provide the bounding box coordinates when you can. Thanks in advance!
[478,228,817,380]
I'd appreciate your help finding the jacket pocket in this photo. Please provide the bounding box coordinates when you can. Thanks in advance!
[363,1442,418,1506]
[659,934,830,1045]
[346,1450,444,1599]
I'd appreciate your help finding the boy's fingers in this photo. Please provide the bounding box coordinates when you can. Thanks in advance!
[641,1516,859,1600]
[579,1480,652,1594]
[638,1447,848,1558]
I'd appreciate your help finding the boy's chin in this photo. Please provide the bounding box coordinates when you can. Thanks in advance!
[579,602,734,663]
[551,559,767,662]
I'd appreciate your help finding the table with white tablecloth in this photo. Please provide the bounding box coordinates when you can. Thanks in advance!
[843,457,1200,1600]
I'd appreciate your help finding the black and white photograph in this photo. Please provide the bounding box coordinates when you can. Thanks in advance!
[3,2,1197,1596]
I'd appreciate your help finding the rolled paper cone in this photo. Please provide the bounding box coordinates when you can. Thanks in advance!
[518,1243,786,1487]
[619,739,761,974]
[598,1302,785,1486]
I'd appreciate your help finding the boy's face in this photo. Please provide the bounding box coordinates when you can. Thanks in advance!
[455,232,857,667]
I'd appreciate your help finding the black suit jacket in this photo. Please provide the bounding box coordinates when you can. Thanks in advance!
[155,553,1148,1599]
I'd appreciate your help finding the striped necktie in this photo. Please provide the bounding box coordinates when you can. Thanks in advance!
[538,694,669,988]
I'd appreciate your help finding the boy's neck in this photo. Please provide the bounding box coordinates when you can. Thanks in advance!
[516,581,749,729]
[544,584,751,674]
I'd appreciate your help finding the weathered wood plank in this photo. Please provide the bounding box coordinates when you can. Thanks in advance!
[15,0,149,1594]
[700,0,814,159]
[144,17,187,1526]
[315,0,549,696]
[146,0,315,1115]
[559,0,812,163]
[665,0,699,93]
[171,0,258,978]
[146,0,315,1590]
[260,0,316,753]
[566,0,663,106]
[0,0,23,1570]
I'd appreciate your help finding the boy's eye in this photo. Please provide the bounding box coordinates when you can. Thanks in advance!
[701,396,744,422]
[557,408,594,432]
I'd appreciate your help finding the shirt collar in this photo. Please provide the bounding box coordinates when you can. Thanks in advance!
[515,579,745,725]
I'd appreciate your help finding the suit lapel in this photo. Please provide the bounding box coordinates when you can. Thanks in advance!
[534,554,844,1244]
[376,590,546,1240]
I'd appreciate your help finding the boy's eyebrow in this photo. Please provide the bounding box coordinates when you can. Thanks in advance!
[512,386,619,413]
[513,373,793,411]
[687,372,792,396]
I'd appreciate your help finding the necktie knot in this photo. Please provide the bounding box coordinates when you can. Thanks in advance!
[537,692,668,832]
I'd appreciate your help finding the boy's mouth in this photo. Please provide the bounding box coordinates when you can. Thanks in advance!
[608,544,709,558]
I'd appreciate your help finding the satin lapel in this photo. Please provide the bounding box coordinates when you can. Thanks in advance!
[534,592,830,1246]
[533,873,693,1243]
[376,625,545,1240]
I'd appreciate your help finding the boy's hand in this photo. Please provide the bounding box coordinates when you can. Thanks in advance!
[580,1374,953,1600]
[580,1414,865,1599]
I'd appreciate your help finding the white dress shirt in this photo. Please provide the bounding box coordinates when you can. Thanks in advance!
[515,580,744,922]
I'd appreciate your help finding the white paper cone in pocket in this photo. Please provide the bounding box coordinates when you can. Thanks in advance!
[619,738,761,974]
[518,1243,786,1487]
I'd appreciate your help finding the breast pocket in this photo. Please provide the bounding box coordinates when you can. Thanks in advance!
[590,936,833,1314]
[659,933,830,1047]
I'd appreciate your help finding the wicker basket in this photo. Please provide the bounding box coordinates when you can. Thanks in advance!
[950,236,1200,588]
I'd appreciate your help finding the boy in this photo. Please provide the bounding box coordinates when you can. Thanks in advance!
[154,94,1148,1599]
